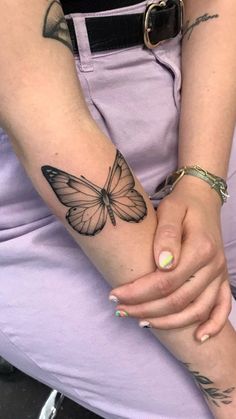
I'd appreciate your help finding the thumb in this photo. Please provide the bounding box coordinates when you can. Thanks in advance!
[154,199,185,270]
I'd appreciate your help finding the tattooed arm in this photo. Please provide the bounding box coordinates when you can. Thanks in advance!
[0,1,235,417]
[180,0,236,175]
[175,0,236,416]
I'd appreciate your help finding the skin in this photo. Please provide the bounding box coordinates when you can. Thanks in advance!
[0,0,236,417]
[112,0,236,342]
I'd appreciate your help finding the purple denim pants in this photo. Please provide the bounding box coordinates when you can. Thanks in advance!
[0,2,236,418]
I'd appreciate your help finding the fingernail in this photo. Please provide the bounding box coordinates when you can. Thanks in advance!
[158,251,174,269]
[109,295,119,304]
[200,334,210,343]
[115,310,129,318]
[139,320,152,328]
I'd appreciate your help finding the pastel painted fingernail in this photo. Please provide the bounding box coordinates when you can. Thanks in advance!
[109,295,119,304]
[200,334,210,343]
[115,310,129,318]
[139,320,152,328]
[158,251,174,269]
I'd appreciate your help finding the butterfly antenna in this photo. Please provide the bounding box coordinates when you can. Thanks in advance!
[104,167,111,189]
[80,175,101,192]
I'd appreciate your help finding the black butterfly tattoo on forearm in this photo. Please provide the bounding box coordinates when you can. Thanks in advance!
[41,150,147,236]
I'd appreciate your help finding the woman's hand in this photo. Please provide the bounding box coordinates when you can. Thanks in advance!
[110,176,232,342]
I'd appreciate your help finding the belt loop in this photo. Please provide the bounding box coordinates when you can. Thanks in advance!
[72,16,94,73]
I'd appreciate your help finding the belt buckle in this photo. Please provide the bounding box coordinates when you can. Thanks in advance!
[143,0,184,49]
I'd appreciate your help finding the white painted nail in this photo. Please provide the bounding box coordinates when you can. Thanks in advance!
[109,295,119,304]
[200,334,210,343]
[158,251,174,269]
[139,320,152,328]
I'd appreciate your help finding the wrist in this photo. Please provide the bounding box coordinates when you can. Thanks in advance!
[173,175,223,210]
[150,165,228,208]
[176,165,228,204]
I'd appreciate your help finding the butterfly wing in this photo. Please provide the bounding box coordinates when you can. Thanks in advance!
[41,166,107,236]
[111,189,147,222]
[106,151,147,222]
[67,203,107,236]
[107,151,134,195]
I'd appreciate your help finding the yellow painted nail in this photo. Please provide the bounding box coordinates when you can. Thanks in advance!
[159,251,174,269]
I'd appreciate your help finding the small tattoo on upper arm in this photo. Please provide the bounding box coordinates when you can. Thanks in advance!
[42,0,73,53]
[182,13,219,40]
[183,363,235,407]
[41,150,147,236]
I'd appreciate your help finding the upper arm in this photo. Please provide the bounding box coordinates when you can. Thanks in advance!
[0,0,88,138]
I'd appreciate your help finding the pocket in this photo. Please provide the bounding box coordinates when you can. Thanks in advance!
[73,43,180,196]
[151,34,182,110]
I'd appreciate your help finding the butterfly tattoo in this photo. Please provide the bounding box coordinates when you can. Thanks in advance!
[41,150,147,236]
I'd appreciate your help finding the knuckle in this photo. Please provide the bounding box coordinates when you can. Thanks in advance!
[197,234,216,261]
[158,224,180,240]
[170,292,188,312]
[194,307,209,323]
[156,276,173,297]
[203,236,216,258]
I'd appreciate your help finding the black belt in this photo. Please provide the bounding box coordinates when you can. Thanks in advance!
[61,0,145,14]
[66,0,183,54]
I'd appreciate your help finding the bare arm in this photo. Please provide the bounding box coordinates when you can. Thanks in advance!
[0,1,235,417]
[179,0,236,176]
[176,0,236,415]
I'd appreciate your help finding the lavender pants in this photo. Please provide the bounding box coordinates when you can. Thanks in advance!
[0,2,236,418]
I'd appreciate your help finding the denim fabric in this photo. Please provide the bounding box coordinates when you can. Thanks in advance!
[0,2,236,418]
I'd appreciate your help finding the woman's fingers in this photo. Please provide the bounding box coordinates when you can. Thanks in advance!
[195,280,232,341]
[138,278,221,332]
[110,238,224,306]
[110,194,227,323]
[117,269,225,318]
[116,278,226,336]
[115,266,223,318]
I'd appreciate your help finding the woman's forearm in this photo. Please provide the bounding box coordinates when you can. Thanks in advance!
[0,2,235,417]
[173,1,236,416]
[179,0,236,178]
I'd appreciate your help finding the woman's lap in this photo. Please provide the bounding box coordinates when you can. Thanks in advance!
[0,3,236,418]
[0,220,235,418]
[0,220,224,419]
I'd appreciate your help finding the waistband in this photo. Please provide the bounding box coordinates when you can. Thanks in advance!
[64,0,148,18]
[65,1,182,55]
[61,0,145,14]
